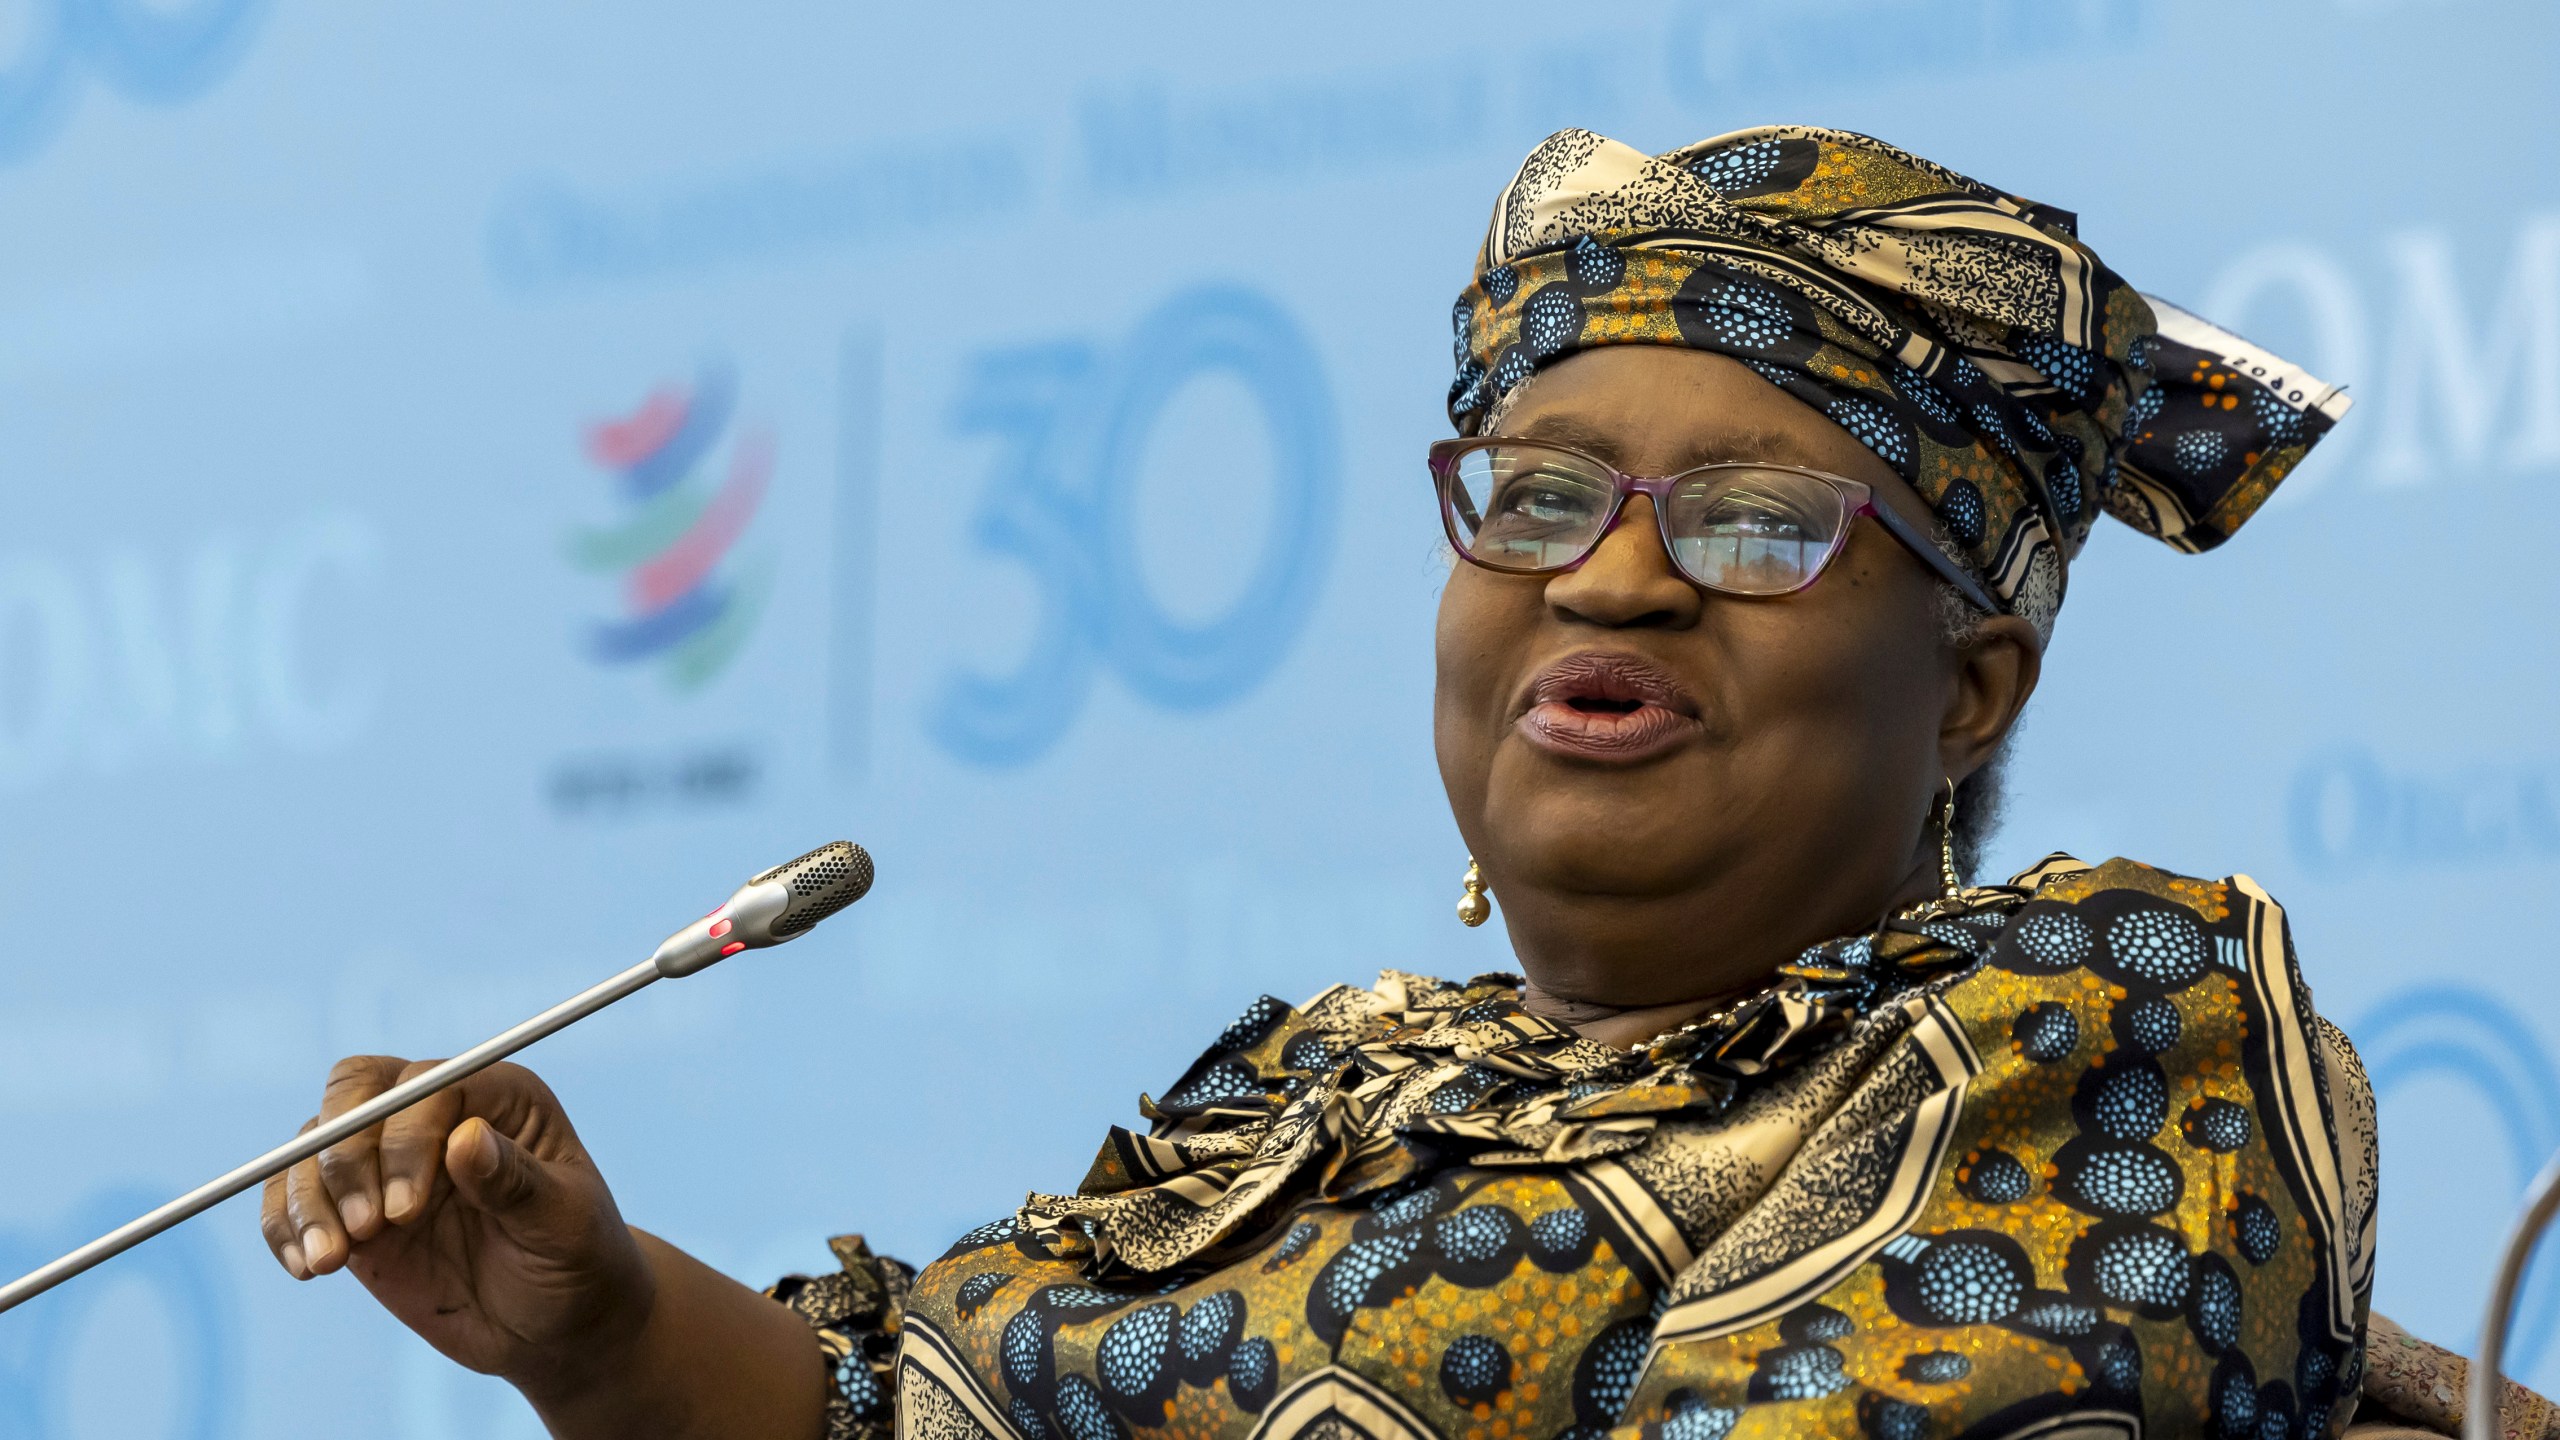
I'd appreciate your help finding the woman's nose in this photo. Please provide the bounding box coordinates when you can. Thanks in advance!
[1543,496,1704,629]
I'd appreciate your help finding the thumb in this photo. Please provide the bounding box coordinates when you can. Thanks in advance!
[444,1116,563,1221]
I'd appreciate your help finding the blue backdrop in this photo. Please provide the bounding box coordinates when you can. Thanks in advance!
[2,2,2555,1434]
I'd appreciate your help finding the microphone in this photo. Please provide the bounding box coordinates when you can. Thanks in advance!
[650,840,875,975]
[0,840,874,1316]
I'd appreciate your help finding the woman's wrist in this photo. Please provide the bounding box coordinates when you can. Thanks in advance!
[522,1228,829,1440]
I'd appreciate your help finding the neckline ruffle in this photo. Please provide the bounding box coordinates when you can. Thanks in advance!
[1016,888,2030,1281]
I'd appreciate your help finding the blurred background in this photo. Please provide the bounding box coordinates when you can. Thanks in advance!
[0,0,2552,1433]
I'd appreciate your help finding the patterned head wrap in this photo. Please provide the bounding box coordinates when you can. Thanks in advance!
[1448,127,2352,636]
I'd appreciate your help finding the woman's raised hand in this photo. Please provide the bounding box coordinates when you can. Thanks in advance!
[259,1056,653,1390]
[263,1055,831,1438]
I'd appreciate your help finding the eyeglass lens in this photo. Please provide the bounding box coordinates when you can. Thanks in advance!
[1443,444,1851,595]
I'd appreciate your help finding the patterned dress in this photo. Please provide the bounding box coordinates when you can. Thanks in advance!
[773,855,2419,1440]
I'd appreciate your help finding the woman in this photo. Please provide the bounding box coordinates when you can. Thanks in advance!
[265,128,2518,1440]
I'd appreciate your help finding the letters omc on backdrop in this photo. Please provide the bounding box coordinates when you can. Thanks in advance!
[0,2,2552,1435]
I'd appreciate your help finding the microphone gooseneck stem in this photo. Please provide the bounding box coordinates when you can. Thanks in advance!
[0,957,664,1316]
[2468,1149,2560,1440]
[0,838,871,1319]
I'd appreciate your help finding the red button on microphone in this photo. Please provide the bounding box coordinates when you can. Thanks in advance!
[709,918,732,939]
[720,941,745,956]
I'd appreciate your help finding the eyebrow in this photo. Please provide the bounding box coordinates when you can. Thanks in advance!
[1501,413,1835,473]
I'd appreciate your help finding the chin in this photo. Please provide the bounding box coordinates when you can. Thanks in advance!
[1494,808,1729,900]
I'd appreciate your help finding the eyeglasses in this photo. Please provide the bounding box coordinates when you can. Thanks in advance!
[1429,437,1999,612]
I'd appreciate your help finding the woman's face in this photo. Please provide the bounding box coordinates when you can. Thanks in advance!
[1434,346,2038,1007]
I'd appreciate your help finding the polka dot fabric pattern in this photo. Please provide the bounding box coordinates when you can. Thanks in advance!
[899,1171,1659,1440]
[1448,128,2354,638]
[1629,858,2384,1440]
[763,856,2514,1440]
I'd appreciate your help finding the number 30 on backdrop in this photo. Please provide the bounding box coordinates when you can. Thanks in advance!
[932,286,1340,768]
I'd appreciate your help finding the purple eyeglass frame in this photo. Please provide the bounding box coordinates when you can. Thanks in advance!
[1427,436,2001,613]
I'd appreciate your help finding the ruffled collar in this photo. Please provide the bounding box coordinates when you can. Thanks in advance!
[1015,887,2029,1281]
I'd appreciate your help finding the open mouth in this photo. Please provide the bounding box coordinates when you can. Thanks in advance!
[1516,651,1702,761]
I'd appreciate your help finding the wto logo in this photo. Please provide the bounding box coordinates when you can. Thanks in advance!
[0,0,265,164]
[565,365,773,692]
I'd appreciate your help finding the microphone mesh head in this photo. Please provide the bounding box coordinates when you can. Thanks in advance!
[756,841,876,937]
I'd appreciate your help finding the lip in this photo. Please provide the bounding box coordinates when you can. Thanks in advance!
[1514,649,1704,764]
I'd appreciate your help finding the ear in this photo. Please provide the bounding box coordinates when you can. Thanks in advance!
[1939,614,2041,782]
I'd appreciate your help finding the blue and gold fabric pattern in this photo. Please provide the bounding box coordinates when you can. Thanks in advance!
[1446,128,2354,638]
[777,856,2394,1440]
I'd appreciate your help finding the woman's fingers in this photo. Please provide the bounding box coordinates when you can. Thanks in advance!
[270,1053,422,1277]
[445,1116,558,1216]
[441,1065,583,1233]
[260,1054,575,1279]
[312,1055,406,1242]
[284,1137,351,1275]
[377,1061,466,1226]
[260,1118,320,1279]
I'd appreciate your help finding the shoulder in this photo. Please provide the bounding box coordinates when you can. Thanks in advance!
[1948,852,2364,1140]
[1942,851,2379,1325]
[2002,851,2273,923]
[1635,856,2381,1439]
[1970,852,2301,994]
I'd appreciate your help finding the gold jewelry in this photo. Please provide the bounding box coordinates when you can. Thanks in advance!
[1634,986,1774,1051]
[1937,775,1963,903]
[1895,777,1969,924]
[1456,857,1492,928]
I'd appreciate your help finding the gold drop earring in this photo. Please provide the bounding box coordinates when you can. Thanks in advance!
[1456,857,1492,928]
[1901,779,1967,923]
[1937,777,1964,904]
